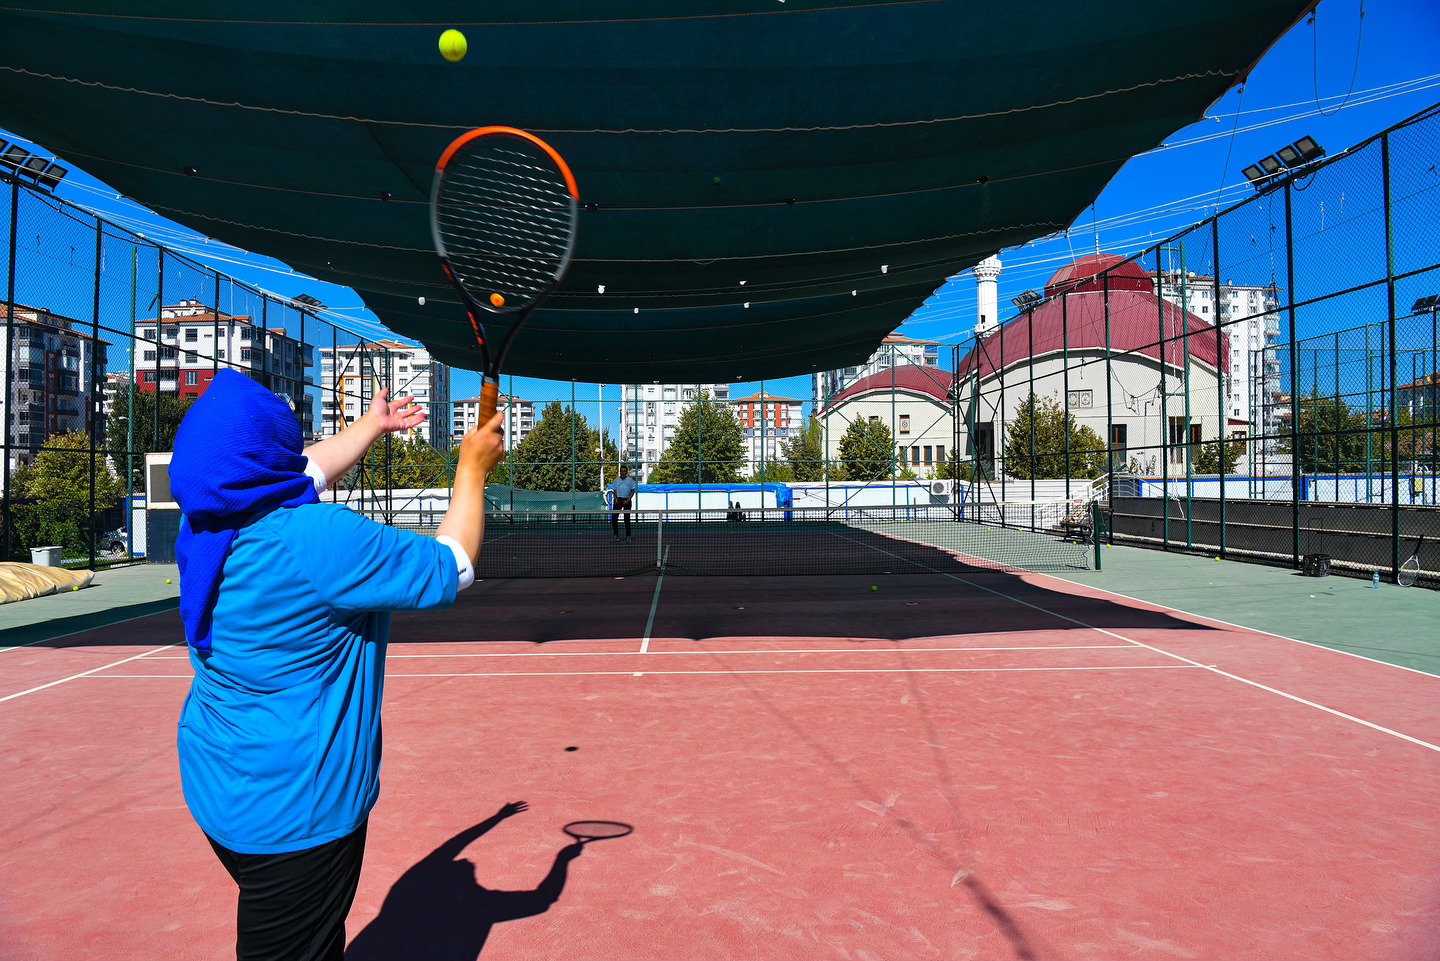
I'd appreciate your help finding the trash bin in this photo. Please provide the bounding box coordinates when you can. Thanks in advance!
[30,546,63,567]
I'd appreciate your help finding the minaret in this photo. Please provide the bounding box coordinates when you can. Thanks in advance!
[974,255,1002,334]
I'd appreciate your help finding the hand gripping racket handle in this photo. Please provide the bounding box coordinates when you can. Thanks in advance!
[479,378,500,426]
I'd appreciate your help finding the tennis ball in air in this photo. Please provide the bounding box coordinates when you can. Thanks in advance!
[439,29,468,62]
[490,292,506,307]
[165,578,173,584]
[871,585,878,592]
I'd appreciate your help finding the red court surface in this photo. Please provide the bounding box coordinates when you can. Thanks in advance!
[2,565,1438,961]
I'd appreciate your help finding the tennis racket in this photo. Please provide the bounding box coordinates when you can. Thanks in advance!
[1398,535,1425,588]
[562,821,633,844]
[431,126,580,423]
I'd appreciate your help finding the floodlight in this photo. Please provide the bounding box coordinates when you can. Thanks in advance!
[0,143,31,171]
[36,163,67,191]
[293,293,324,309]
[1241,164,1266,185]
[1413,295,1440,312]
[1294,136,1324,162]
[1010,290,1042,309]
[1275,144,1301,167]
[1258,155,1283,175]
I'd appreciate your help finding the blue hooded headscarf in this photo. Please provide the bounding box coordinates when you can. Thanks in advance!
[170,369,319,652]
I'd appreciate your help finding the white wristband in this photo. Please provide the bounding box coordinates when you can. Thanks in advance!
[435,535,476,591]
[303,457,329,495]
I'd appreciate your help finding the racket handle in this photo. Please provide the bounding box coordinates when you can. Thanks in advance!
[479,378,500,425]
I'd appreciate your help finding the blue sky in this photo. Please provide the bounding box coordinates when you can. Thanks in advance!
[3,0,1437,428]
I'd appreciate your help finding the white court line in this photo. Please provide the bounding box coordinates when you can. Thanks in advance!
[382,643,1137,659]
[1036,566,1440,680]
[638,546,669,655]
[0,644,177,703]
[829,532,1440,755]
[0,604,178,655]
[382,664,1200,679]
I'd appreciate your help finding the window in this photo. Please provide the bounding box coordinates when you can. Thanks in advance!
[936,445,945,463]
[1109,423,1128,467]
[185,371,198,386]
[241,348,253,362]
[923,446,933,465]
[159,346,177,360]
[899,414,911,435]
[143,350,156,361]
[1066,389,1093,409]
[185,328,198,342]
[185,352,197,364]
[911,446,920,465]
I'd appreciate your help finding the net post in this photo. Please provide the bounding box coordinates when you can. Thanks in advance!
[656,509,664,572]
[1093,499,1102,571]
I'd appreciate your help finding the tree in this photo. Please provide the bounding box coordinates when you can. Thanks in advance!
[838,417,896,481]
[6,431,124,558]
[1283,393,1368,474]
[344,434,454,490]
[106,388,194,493]
[931,449,992,481]
[1001,393,1106,480]
[1193,437,1246,474]
[784,416,845,481]
[649,392,746,483]
[506,401,612,491]
[752,460,795,483]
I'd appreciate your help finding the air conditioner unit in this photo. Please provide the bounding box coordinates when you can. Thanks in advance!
[930,479,952,498]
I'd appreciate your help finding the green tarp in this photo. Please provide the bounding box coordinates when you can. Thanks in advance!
[0,1,1309,381]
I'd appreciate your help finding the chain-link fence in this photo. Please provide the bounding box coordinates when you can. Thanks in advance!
[0,175,455,568]
[5,102,1437,584]
[945,101,1440,586]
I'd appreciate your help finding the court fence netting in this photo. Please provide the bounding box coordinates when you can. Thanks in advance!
[386,502,1099,579]
[1,103,1438,588]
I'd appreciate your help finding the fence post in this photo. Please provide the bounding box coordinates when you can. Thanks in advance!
[1103,272,1114,545]
[1214,222,1226,558]
[1382,131,1400,580]
[89,221,102,567]
[4,178,18,559]
[1285,179,1300,568]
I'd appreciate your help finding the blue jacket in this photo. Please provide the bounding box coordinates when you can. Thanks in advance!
[178,503,457,854]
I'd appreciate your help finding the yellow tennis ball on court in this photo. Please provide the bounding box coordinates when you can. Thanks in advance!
[490,292,505,307]
[439,29,467,62]
[165,578,173,584]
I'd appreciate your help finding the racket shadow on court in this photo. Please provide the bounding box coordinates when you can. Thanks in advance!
[345,802,631,961]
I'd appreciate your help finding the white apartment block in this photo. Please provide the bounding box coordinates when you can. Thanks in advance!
[618,383,731,480]
[730,391,804,474]
[134,301,314,437]
[318,339,450,449]
[453,394,535,449]
[0,302,109,475]
[813,333,941,406]
[1153,271,1282,438]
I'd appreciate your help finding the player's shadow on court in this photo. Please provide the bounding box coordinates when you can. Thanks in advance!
[346,801,582,961]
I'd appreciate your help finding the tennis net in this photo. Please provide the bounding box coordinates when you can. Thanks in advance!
[393,501,1096,579]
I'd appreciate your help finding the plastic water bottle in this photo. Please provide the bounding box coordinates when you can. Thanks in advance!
[1372,571,1381,590]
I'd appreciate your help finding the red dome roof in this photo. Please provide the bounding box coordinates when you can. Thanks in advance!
[1044,254,1152,298]
[958,269,1227,381]
[824,364,956,408]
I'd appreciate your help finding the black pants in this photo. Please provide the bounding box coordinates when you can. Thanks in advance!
[611,500,632,536]
[207,822,368,961]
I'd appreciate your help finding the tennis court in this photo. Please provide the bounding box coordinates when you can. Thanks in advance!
[2,542,1437,961]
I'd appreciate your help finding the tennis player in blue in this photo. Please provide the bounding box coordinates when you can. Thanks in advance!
[170,370,503,961]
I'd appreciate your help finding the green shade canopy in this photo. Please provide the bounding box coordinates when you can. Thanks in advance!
[0,2,1307,382]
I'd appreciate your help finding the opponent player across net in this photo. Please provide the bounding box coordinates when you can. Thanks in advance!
[606,464,638,543]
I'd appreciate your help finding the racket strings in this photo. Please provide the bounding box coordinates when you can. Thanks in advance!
[437,142,574,308]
